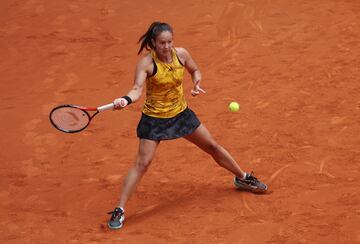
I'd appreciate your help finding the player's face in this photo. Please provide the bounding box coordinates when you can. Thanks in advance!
[154,31,173,58]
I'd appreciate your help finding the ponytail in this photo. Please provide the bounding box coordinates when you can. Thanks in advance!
[137,22,173,55]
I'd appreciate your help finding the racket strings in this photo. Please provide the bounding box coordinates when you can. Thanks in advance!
[50,107,90,132]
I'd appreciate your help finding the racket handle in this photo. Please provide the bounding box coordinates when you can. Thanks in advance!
[97,103,114,112]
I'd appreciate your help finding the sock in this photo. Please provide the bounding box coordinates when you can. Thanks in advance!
[243,173,248,180]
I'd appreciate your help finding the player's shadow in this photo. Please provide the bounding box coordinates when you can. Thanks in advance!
[124,181,265,226]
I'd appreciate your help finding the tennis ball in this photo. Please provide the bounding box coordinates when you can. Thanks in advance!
[229,102,240,112]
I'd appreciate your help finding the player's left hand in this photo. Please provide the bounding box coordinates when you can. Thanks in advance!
[191,80,206,96]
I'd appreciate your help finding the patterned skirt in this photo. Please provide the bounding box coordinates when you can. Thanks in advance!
[137,107,201,141]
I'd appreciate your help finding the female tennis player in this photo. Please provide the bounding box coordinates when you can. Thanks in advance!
[107,22,268,230]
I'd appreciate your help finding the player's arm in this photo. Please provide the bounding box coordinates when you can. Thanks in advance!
[176,47,205,96]
[127,58,148,102]
[113,55,152,109]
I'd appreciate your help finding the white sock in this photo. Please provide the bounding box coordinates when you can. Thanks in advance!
[243,173,248,180]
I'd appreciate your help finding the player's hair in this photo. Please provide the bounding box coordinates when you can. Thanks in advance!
[137,22,173,55]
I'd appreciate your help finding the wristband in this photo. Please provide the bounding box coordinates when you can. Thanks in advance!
[122,96,133,105]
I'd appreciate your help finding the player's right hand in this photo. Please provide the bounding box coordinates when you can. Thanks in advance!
[113,98,128,110]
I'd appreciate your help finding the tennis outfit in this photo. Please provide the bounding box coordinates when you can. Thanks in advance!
[137,49,200,140]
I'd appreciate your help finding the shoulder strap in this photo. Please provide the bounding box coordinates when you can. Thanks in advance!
[174,48,184,66]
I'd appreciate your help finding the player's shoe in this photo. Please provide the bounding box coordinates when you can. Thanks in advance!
[234,172,268,193]
[107,207,125,230]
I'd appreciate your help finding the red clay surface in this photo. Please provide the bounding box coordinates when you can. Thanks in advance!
[1,0,360,243]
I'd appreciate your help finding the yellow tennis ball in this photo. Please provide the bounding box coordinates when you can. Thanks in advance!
[229,102,240,112]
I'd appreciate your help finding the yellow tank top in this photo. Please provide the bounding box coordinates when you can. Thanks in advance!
[142,49,187,118]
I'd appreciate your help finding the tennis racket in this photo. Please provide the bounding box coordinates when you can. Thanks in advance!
[49,103,114,133]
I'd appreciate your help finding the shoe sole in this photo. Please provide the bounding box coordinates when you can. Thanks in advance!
[234,179,268,193]
[108,215,125,230]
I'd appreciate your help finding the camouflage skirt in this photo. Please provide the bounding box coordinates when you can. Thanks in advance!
[136,107,201,141]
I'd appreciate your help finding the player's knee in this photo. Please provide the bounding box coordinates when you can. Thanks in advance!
[135,158,152,173]
[206,142,221,156]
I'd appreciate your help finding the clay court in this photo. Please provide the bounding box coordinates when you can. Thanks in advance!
[1,0,359,243]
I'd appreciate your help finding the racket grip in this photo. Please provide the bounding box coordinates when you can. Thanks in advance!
[97,103,114,112]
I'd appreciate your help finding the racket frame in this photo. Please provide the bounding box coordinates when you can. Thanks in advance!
[49,103,113,133]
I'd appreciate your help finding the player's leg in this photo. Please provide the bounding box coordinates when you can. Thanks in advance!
[118,139,159,207]
[108,139,159,229]
[184,124,246,177]
[184,124,267,193]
